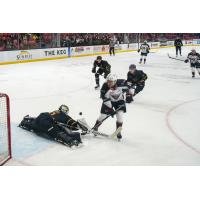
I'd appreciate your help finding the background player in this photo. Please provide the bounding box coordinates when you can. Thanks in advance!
[109,39,115,56]
[93,74,126,140]
[138,40,150,64]
[92,56,111,89]
[185,49,200,78]
[174,37,183,57]
[126,64,148,103]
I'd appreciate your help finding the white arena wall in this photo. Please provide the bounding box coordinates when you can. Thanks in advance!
[0,39,200,65]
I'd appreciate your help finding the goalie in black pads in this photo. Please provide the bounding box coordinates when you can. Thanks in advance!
[184,49,200,78]
[126,64,147,103]
[19,105,84,147]
[92,56,111,89]
[93,74,127,140]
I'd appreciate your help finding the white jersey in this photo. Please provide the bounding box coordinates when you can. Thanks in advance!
[105,88,124,103]
[187,52,200,64]
[140,43,150,53]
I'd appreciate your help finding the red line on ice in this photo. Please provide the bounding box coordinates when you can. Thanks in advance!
[166,98,200,155]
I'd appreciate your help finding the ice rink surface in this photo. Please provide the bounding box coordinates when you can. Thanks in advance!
[1,46,200,166]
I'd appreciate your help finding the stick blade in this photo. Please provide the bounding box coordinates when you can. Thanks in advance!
[110,127,122,139]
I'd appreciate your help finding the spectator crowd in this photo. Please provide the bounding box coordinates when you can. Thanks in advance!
[0,33,200,51]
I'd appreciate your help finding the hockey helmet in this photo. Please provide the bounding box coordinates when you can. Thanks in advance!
[144,40,147,43]
[107,73,117,82]
[129,64,136,70]
[191,48,196,52]
[106,73,117,87]
[59,104,69,115]
[97,56,102,60]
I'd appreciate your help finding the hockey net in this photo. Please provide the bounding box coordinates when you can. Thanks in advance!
[0,93,11,165]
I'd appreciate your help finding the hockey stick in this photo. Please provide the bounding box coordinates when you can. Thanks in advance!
[92,104,125,131]
[77,118,122,139]
[91,127,122,139]
[167,53,185,62]
[76,104,124,139]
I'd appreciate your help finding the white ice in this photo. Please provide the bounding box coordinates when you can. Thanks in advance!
[1,46,200,165]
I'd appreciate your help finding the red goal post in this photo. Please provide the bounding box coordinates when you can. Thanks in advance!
[0,93,12,165]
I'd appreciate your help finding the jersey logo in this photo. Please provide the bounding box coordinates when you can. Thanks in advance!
[110,89,121,100]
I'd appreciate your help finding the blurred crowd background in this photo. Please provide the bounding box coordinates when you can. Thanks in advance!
[0,33,199,51]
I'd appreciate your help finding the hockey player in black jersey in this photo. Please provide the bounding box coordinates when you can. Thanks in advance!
[19,105,84,147]
[184,49,200,78]
[92,56,111,89]
[93,74,127,140]
[174,37,183,57]
[138,40,150,64]
[126,64,148,103]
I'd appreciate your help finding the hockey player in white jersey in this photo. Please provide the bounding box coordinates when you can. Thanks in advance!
[92,74,127,140]
[185,49,200,78]
[138,40,150,64]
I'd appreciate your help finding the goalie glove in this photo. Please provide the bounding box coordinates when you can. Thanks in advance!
[184,59,189,63]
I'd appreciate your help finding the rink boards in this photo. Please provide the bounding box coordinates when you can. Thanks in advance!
[0,39,200,65]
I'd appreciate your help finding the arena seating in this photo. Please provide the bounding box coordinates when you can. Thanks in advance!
[0,33,200,51]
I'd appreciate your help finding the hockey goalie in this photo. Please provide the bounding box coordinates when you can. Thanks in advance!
[19,105,87,147]
[19,103,123,148]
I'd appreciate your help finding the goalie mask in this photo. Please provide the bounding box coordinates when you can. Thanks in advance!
[59,105,69,115]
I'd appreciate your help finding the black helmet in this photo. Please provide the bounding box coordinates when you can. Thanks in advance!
[129,64,136,69]
[97,56,102,60]
[59,105,69,115]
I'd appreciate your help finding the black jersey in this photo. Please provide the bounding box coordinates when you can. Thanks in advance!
[127,70,147,85]
[174,39,183,47]
[50,110,79,130]
[92,60,111,73]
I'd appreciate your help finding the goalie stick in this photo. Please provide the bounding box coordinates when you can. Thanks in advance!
[49,118,120,140]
